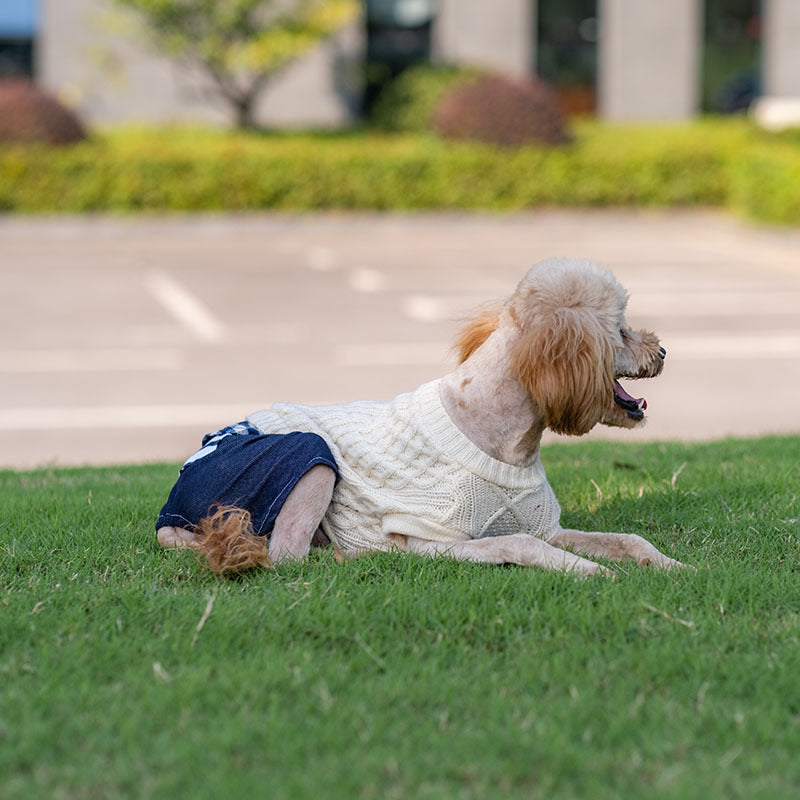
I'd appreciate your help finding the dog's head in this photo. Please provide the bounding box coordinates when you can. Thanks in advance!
[456,258,665,436]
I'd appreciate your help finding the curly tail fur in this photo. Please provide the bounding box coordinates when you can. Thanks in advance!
[194,506,272,575]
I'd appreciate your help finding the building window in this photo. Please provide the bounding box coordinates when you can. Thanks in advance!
[0,0,37,79]
[536,0,598,115]
[364,0,438,110]
[703,0,761,112]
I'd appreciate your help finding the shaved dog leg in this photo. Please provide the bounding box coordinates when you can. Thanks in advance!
[269,464,336,564]
[549,529,688,569]
[403,534,612,577]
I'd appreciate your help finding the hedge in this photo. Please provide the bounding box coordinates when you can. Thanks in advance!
[729,141,800,225]
[0,119,798,223]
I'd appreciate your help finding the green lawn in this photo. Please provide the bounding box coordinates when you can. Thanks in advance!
[2,436,799,799]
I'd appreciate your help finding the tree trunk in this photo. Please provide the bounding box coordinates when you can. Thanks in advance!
[233,95,258,130]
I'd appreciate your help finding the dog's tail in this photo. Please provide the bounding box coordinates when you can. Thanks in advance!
[454,306,501,364]
[194,506,272,575]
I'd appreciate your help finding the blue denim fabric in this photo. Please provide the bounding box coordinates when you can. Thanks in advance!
[180,420,263,472]
[155,429,338,536]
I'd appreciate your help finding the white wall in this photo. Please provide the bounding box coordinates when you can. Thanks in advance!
[598,0,702,120]
[434,0,534,79]
[37,0,362,128]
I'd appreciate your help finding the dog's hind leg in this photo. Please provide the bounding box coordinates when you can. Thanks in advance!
[157,526,200,548]
[269,464,336,563]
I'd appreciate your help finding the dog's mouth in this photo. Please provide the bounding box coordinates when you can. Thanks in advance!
[613,380,647,421]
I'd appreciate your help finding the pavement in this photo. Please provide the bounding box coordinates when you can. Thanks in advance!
[2,210,799,469]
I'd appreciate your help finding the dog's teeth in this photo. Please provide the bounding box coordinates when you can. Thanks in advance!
[637,400,644,410]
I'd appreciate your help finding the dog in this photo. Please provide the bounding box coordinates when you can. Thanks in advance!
[158,258,685,576]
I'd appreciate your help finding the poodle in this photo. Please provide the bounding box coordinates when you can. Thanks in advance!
[157,258,686,576]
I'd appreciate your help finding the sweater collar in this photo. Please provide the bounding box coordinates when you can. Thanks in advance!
[414,380,547,489]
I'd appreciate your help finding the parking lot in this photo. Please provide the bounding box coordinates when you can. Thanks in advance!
[2,210,799,468]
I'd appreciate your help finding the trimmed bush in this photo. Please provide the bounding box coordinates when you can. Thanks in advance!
[730,143,800,225]
[369,64,481,133]
[0,123,732,213]
[1,119,799,224]
[0,79,87,145]
[433,74,570,147]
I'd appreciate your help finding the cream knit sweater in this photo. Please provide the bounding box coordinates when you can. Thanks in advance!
[247,380,562,553]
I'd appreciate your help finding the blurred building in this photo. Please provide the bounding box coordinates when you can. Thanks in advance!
[7,0,363,128]
[428,0,796,121]
[1,0,798,127]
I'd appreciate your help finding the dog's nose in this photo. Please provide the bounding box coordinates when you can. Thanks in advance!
[658,346,667,359]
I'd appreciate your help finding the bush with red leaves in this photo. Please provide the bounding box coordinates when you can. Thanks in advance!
[0,79,87,145]
[433,74,570,148]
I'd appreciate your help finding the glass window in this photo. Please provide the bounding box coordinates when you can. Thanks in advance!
[536,0,598,115]
[703,0,761,113]
[0,0,37,78]
[365,0,438,110]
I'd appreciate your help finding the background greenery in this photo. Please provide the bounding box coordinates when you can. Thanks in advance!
[2,436,799,799]
[109,0,359,129]
[1,119,799,224]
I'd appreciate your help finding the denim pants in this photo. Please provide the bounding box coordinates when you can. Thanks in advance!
[156,426,338,537]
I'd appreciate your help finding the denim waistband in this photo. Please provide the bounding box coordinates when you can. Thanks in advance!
[182,420,262,472]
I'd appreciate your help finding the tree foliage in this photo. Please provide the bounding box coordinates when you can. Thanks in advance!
[113,0,358,128]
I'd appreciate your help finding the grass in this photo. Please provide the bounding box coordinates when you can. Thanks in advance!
[2,436,799,799]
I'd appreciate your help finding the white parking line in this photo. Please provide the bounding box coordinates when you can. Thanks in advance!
[306,246,338,272]
[335,334,800,367]
[0,348,184,373]
[0,403,268,431]
[631,291,800,316]
[664,334,800,359]
[347,268,386,293]
[401,295,467,322]
[144,272,226,343]
[335,341,451,366]
[399,291,800,322]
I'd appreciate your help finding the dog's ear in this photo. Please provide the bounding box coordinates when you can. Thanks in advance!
[454,308,501,364]
[512,308,614,435]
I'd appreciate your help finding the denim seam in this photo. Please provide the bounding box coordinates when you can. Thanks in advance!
[156,512,195,530]
[261,455,337,533]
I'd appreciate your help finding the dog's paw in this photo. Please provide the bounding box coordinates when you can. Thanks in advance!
[587,563,616,579]
[640,553,695,571]
[565,555,615,579]
[664,557,697,572]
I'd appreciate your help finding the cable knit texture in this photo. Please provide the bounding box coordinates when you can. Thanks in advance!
[247,380,561,552]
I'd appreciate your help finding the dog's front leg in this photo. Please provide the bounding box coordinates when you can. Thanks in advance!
[403,534,612,577]
[549,529,687,569]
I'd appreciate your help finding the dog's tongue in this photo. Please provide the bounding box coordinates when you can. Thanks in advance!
[613,380,647,412]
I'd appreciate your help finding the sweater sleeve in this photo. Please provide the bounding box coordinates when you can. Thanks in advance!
[246,408,283,434]
[247,404,313,436]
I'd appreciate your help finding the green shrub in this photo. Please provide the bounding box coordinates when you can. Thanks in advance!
[0,118,798,224]
[730,142,800,225]
[369,64,480,132]
[0,128,727,212]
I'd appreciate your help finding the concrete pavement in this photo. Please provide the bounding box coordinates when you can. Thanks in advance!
[2,210,799,469]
